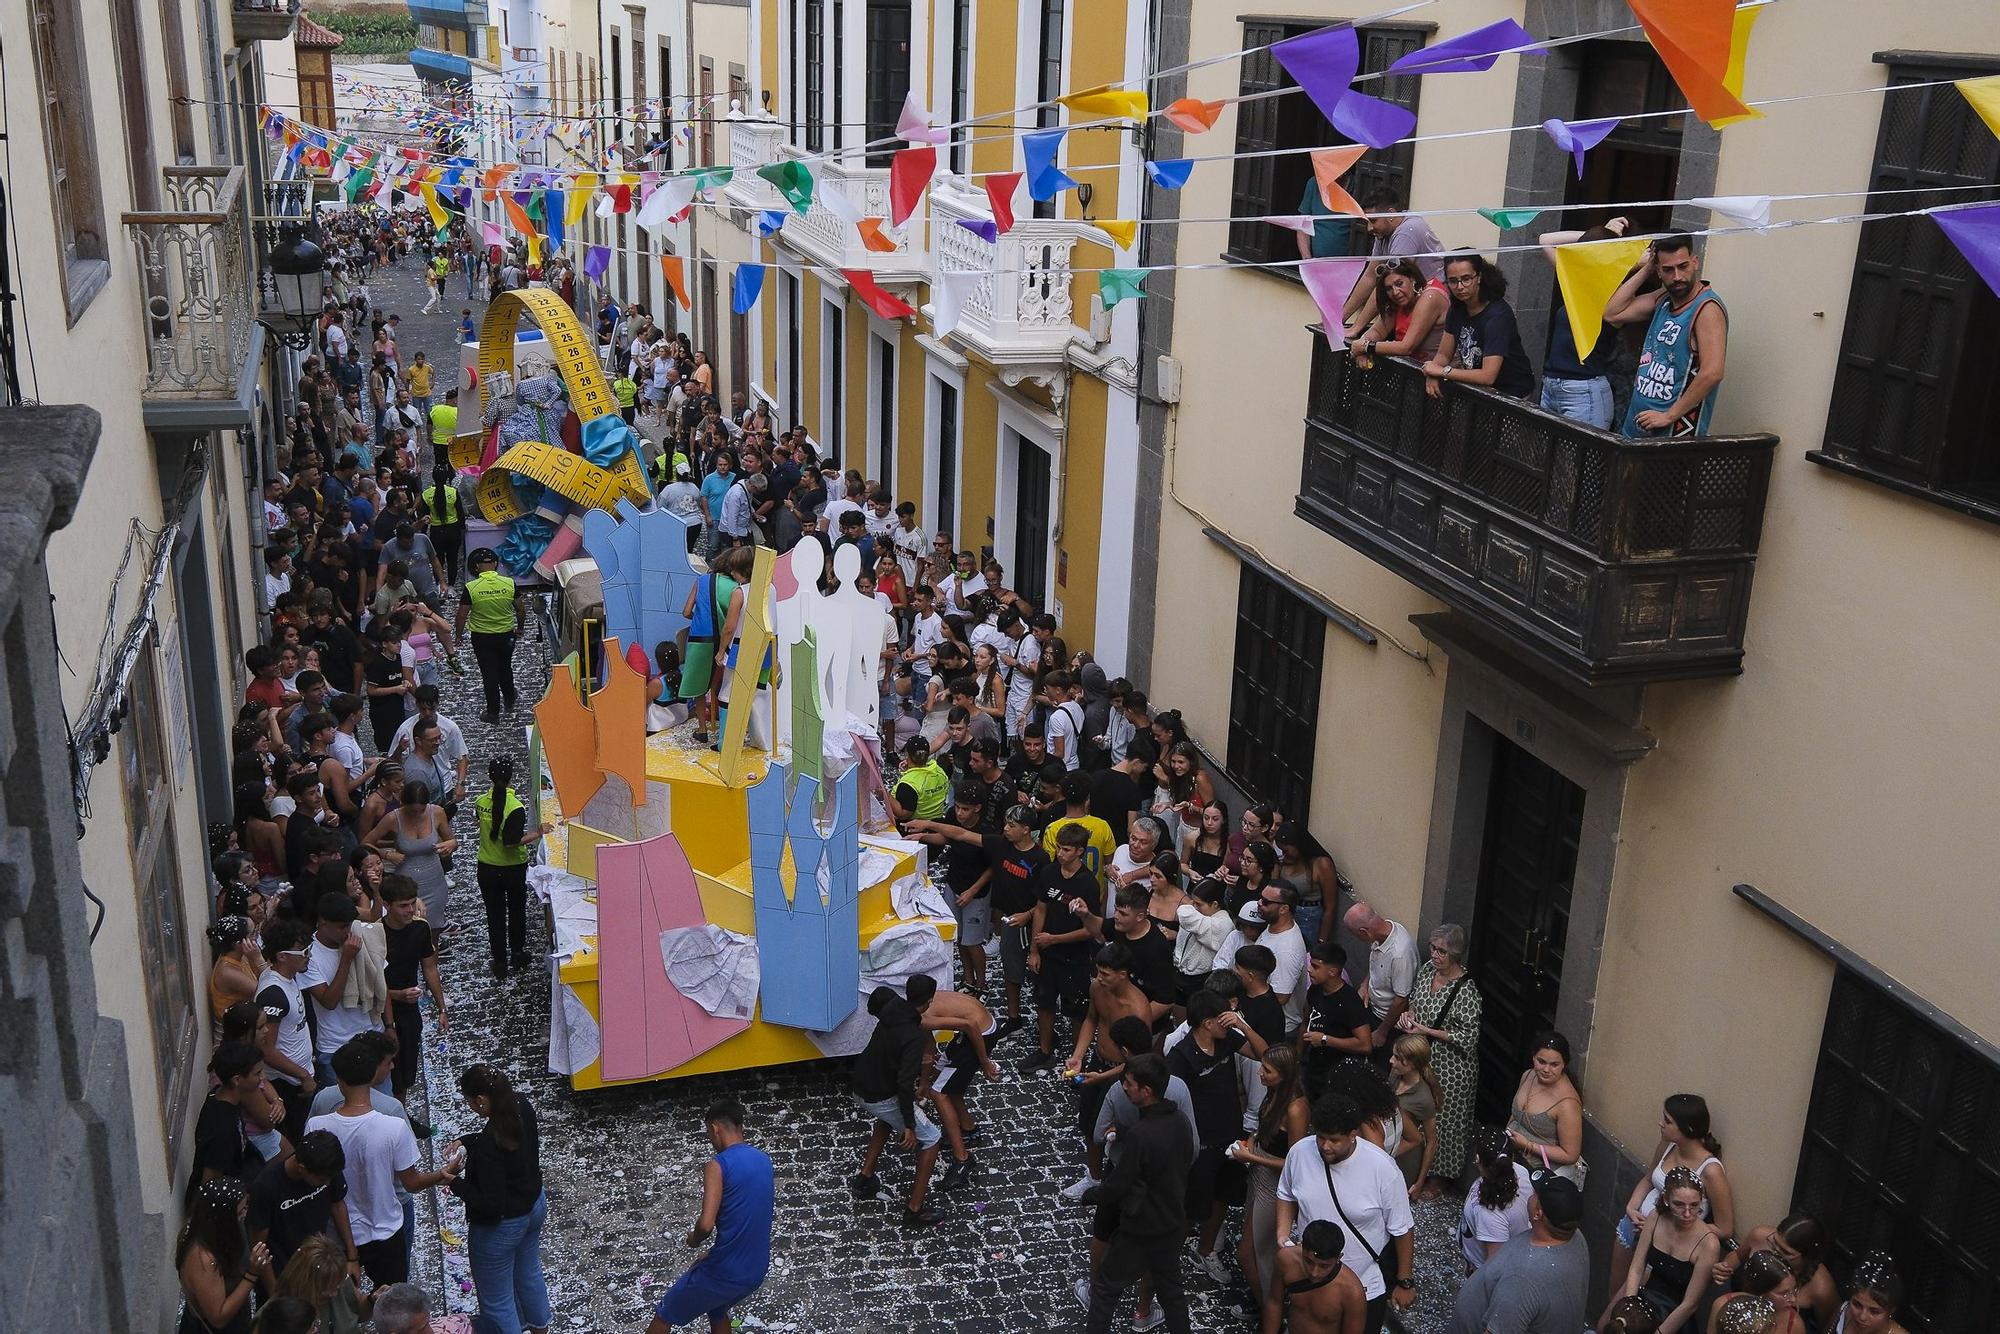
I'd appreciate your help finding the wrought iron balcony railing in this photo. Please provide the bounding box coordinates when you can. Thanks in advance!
[122,167,261,429]
[1296,343,1776,685]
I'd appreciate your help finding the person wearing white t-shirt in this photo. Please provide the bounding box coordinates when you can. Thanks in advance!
[301,895,384,1086]
[1253,883,1313,1031]
[1461,1135,1534,1271]
[1345,901,1421,1056]
[1043,673,1084,772]
[904,587,945,688]
[306,1036,462,1287]
[1274,1095,1418,1329]
[997,611,1041,737]
[255,917,320,1143]
[889,504,928,586]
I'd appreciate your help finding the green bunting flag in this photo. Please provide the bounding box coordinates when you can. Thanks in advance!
[1098,268,1147,308]
[1478,207,1544,230]
[755,160,814,214]
[343,168,374,202]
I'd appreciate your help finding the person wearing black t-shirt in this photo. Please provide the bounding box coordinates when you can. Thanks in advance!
[1088,736,1157,841]
[1076,883,1179,1013]
[380,876,445,1102]
[1005,727,1053,803]
[1022,823,1098,1072]
[1423,250,1536,401]
[247,1130,356,1287]
[190,1041,270,1207]
[1228,943,1290,1051]
[1168,989,1269,1276]
[947,738,1010,832]
[1298,939,1375,1099]
[307,601,364,694]
[907,789,998,993]
[915,804,1048,1041]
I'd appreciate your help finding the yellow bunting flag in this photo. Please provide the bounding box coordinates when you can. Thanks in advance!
[1310,145,1368,215]
[659,255,692,312]
[1959,75,2000,142]
[1058,85,1149,121]
[419,181,448,231]
[1096,219,1139,249]
[1552,239,1649,359]
[1711,5,1765,129]
[565,172,600,227]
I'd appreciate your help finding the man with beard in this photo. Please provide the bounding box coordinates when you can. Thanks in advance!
[1606,234,1728,438]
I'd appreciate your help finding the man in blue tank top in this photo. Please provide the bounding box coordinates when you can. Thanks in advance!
[1606,235,1730,438]
[648,1100,775,1333]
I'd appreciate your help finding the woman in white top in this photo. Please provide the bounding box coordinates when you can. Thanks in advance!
[1609,1092,1735,1300]
[1461,1129,1533,1272]
[1172,879,1232,1000]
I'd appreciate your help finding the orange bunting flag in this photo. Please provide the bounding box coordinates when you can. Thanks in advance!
[501,194,537,237]
[1627,0,1755,128]
[842,269,916,321]
[1164,99,1225,134]
[1310,145,1367,216]
[659,255,691,311]
[480,164,516,201]
[857,218,900,253]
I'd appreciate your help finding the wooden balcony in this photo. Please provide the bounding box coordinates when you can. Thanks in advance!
[230,0,299,45]
[1295,344,1776,686]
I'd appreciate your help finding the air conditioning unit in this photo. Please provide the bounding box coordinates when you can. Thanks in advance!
[1088,294,1111,344]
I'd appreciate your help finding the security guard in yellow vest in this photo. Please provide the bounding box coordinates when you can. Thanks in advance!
[453,547,522,723]
[891,736,952,824]
[474,755,549,978]
[422,463,466,584]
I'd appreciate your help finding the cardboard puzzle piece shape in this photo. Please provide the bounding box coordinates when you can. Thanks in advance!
[533,661,604,818]
[748,763,862,1030]
[582,500,699,667]
[590,638,649,806]
[576,772,638,841]
[525,724,546,829]
[717,546,777,788]
[790,628,824,783]
[595,831,750,1080]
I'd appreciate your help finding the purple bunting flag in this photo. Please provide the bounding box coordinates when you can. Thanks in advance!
[1272,23,1418,150]
[1936,202,2000,301]
[1387,20,1541,76]
[956,218,1000,243]
[584,246,611,282]
[1542,117,1622,178]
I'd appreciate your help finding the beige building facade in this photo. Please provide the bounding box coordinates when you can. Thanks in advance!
[1148,1,2000,1319]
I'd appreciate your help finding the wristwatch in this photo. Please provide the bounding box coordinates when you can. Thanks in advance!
[1394,1278,1417,1291]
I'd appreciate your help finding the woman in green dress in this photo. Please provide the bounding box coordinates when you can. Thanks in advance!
[1397,921,1481,1194]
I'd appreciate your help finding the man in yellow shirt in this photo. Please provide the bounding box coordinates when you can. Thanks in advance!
[404,352,436,424]
[1042,772,1117,902]
[429,387,459,451]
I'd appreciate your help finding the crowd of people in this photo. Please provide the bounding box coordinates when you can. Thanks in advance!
[175,200,1917,1334]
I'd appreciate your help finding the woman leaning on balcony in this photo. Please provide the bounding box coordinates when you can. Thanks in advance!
[1422,250,1538,401]
[1351,258,1449,368]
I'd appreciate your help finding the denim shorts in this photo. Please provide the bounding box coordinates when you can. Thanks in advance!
[856,1094,942,1148]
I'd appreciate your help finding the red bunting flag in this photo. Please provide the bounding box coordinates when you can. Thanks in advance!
[985,171,1023,236]
[889,146,935,227]
[609,182,634,213]
[842,269,916,320]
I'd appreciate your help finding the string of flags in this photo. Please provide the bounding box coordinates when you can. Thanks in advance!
[268,4,2000,325]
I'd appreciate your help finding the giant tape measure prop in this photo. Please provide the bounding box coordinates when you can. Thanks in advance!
[473,288,649,515]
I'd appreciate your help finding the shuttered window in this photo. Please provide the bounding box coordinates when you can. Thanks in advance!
[1227,565,1323,826]
[1225,21,1425,270]
[1813,56,2000,518]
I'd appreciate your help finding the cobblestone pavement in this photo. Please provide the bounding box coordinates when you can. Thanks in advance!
[363,252,1467,1331]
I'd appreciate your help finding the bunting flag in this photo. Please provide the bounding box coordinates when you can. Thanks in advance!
[1542,117,1621,178]
[482,221,502,247]
[1310,145,1368,215]
[1552,238,1648,357]
[857,218,900,253]
[565,173,600,227]
[637,174,698,229]
[1095,219,1139,249]
[843,269,917,320]
[1958,75,2000,142]
[526,233,544,267]
[608,181,635,213]
[1164,99,1225,134]
[1143,158,1195,190]
[584,246,611,283]
[1694,195,1773,228]
[689,166,734,196]
[342,167,374,203]
[957,218,999,243]
[813,165,865,227]
[480,165,514,201]
[896,90,950,145]
[544,189,566,249]
[1299,257,1370,350]
[1097,268,1146,308]
[1023,129,1080,201]
[1713,5,1765,129]
[1628,0,1755,127]
[985,172,1023,235]
[1058,85,1149,121]
[1935,203,2000,300]
[757,159,815,214]
[1478,207,1544,229]
[1270,24,1416,150]
[889,146,936,226]
[732,263,766,313]
[757,209,789,238]
[1387,19,1540,76]
[930,270,981,339]
[501,193,537,238]
[660,254,692,311]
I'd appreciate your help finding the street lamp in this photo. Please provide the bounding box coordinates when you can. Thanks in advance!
[258,221,326,351]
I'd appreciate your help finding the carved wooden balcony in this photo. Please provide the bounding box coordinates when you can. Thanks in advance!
[1295,342,1776,685]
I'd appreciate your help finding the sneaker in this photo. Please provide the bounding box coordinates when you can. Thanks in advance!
[480,709,499,725]
[938,1154,976,1191]
[1222,1299,1261,1320]
[991,1017,1025,1044]
[511,951,534,970]
[1019,1049,1059,1074]
[1201,1251,1233,1285]
[848,1173,882,1200]
[960,1124,983,1144]
[1058,1171,1099,1201]
[1073,1277,1092,1310]
[446,653,465,677]
[1131,1308,1165,1332]
[899,1203,941,1230]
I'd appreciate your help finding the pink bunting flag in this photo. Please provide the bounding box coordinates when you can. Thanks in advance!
[1299,257,1371,350]
[895,90,950,146]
